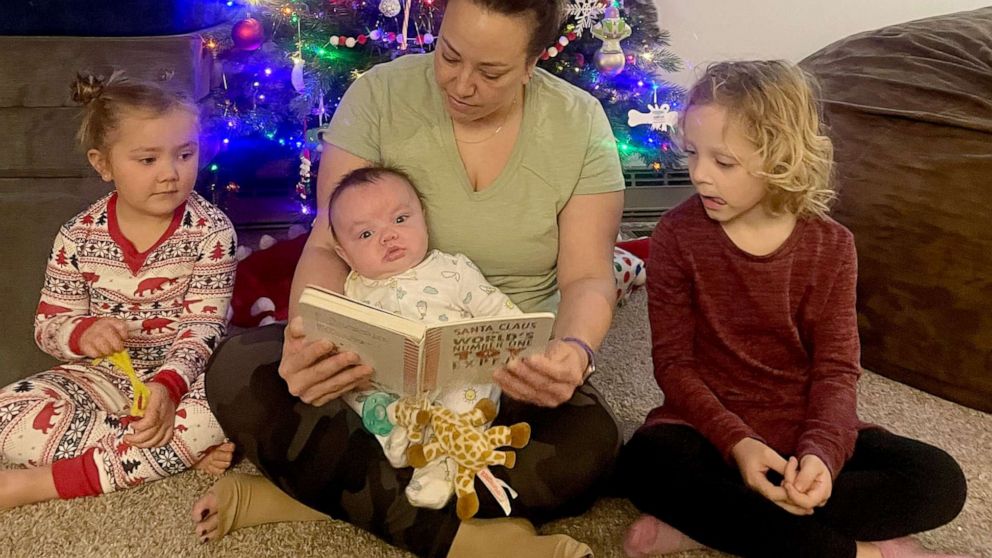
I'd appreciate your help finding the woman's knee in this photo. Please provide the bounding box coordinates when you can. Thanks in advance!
[498,389,619,519]
[560,386,621,490]
[205,325,286,424]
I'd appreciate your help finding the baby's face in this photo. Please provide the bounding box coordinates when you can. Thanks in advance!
[332,174,429,280]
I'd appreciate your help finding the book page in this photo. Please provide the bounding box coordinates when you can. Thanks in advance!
[298,288,424,395]
[423,313,556,392]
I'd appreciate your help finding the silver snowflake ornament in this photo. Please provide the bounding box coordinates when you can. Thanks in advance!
[565,0,606,36]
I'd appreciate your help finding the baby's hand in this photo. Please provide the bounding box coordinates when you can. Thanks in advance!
[125,383,177,449]
[78,318,129,358]
[784,454,832,510]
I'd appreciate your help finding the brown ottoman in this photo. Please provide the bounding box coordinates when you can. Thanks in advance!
[800,8,992,411]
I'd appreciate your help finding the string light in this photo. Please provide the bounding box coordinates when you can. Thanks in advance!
[204,0,684,216]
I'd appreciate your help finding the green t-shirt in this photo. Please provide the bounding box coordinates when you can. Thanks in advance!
[324,53,624,313]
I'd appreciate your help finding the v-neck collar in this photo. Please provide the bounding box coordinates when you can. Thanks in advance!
[433,58,534,200]
[107,193,186,275]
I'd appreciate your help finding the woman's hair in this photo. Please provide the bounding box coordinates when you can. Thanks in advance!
[465,0,564,60]
[679,60,836,218]
[328,166,423,237]
[70,70,199,152]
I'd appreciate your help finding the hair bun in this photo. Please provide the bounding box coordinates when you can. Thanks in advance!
[70,73,106,105]
[70,70,127,105]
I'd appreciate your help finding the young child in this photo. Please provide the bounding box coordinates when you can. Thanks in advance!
[618,61,968,558]
[332,166,524,510]
[0,72,237,508]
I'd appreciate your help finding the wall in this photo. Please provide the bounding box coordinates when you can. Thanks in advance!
[654,0,991,87]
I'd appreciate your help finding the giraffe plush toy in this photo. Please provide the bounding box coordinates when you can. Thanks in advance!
[406,398,531,520]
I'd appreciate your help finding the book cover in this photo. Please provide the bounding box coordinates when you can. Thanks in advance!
[298,285,555,395]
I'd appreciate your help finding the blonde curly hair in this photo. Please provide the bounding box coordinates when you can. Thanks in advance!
[678,60,835,218]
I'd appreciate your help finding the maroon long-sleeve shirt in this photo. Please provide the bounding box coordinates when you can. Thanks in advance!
[645,195,870,477]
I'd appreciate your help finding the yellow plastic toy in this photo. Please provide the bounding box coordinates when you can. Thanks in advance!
[95,350,150,417]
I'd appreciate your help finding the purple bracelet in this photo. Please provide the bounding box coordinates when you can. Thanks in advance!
[561,336,596,377]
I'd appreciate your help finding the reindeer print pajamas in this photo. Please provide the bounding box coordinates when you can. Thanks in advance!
[0,192,236,497]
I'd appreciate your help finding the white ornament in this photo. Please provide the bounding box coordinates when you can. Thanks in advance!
[379,0,401,17]
[565,0,607,36]
[548,46,559,57]
[627,103,679,132]
[329,35,339,45]
[345,37,357,48]
[290,55,305,92]
[370,29,382,41]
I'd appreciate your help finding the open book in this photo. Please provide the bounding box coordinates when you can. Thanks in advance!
[298,285,556,395]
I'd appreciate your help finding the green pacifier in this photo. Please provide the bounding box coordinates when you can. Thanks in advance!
[361,392,399,436]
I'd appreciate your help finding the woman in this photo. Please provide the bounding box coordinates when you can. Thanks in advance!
[193,0,625,555]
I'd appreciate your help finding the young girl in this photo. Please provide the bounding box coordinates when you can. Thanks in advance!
[619,61,968,558]
[0,72,237,508]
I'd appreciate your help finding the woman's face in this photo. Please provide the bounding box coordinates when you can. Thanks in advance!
[434,0,537,123]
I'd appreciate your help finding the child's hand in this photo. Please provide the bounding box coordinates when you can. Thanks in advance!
[731,437,813,516]
[79,318,129,358]
[783,454,833,510]
[125,383,177,449]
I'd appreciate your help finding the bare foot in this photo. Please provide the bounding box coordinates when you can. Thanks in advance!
[871,537,973,558]
[193,442,235,476]
[191,483,228,543]
[0,466,58,510]
[623,514,703,557]
[190,473,330,544]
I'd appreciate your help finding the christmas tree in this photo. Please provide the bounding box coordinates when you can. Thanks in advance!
[200,0,684,215]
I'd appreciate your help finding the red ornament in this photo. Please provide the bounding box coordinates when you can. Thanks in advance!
[357,34,367,45]
[232,18,264,51]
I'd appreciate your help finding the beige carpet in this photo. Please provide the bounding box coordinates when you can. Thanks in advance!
[2,289,989,557]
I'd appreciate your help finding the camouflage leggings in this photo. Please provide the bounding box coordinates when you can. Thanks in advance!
[205,325,621,558]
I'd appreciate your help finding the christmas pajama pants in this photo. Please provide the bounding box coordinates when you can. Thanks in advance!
[0,363,225,498]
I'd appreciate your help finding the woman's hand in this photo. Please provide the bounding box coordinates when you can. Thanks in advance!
[125,383,176,449]
[78,317,129,358]
[731,437,814,516]
[783,454,833,510]
[493,338,586,407]
[279,316,373,406]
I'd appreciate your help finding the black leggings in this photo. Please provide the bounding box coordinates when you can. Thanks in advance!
[618,424,966,558]
[205,325,622,558]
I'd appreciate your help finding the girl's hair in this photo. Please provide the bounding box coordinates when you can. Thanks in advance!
[328,166,423,237]
[462,0,564,61]
[70,70,199,152]
[680,60,835,218]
